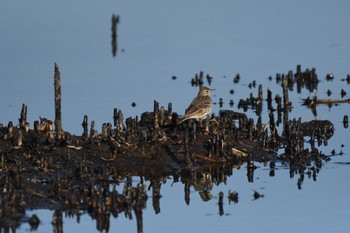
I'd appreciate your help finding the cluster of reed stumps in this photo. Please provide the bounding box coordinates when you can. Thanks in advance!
[0,64,341,232]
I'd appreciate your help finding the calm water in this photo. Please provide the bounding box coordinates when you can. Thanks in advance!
[1,1,349,232]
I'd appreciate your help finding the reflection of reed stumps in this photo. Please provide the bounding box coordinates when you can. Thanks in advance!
[218,192,224,216]
[247,158,254,182]
[269,160,275,177]
[135,208,143,233]
[111,14,120,57]
[151,180,161,214]
[82,115,88,138]
[96,214,110,233]
[28,214,40,231]
[134,183,146,233]
[297,173,304,190]
[228,190,239,204]
[52,210,63,233]
[54,63,63,140]
[184,181,190,205]
[19,103,27,128]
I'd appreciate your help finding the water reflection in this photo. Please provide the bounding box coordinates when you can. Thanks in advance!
[0,153,334,233]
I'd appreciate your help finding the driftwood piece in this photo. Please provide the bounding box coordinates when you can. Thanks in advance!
[304,96,350,107]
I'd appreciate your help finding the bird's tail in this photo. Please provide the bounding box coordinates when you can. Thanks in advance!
[177,117,187,124]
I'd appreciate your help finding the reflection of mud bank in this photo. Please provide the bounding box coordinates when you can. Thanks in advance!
[0,64,343,232]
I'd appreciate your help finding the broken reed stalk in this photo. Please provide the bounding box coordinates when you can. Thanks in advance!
[153,100,159,130]
[111,14,119,57]
[258,84,263,105]
[90,120,95,140]
[113,108,118,128]
[6,121,13,140]
[167,102,173,121]
[267,89,272,110]
[160,106,165,126]
[48,120,54,139]
[102,123,108,140]
[118,110,124,132]
[199,71,204,88]
[282,76,289,107]
[16,128,22,147]
[82,115,88,138]
[54,63,63,140]
[34,121,39,134]
[19,103,27,127]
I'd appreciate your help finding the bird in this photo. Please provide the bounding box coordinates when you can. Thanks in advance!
[178,86,214,124]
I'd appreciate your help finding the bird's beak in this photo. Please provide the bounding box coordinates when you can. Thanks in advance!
[211,89,215,91]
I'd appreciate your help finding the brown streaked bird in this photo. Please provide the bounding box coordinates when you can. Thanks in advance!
[178,86,214,124]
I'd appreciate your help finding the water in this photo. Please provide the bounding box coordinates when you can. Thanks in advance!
[1,1,349,232]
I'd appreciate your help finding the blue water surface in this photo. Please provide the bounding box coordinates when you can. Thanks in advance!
[1,1,349,233]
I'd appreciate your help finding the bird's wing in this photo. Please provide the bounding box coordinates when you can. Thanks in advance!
[185,96,211,115]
